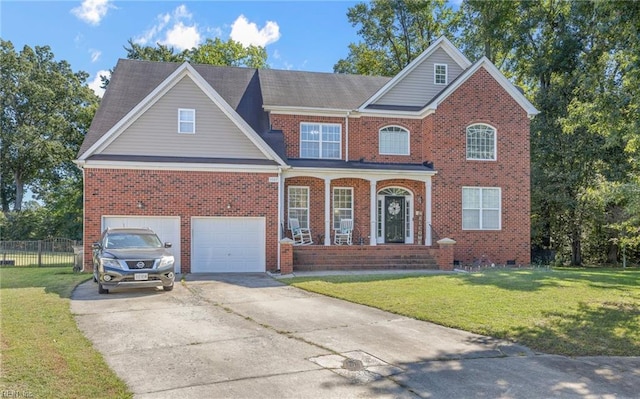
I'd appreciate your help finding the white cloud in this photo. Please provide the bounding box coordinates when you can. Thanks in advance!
[230,15,280,47]
[89,49,101,63]
[135,5,200,50]
[71,0,114,26]
[88,70,110,98]
[162,22,200,51]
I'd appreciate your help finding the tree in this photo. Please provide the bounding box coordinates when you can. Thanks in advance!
[334,0,460,75]
[0,40,99,214]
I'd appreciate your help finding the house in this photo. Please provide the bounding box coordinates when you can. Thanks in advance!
[76,37,538,274]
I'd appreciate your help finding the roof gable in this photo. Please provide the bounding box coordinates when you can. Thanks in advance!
[78,61,286,165]
[360,37,472,111]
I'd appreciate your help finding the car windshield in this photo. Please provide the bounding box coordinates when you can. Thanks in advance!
[105,233,163,249]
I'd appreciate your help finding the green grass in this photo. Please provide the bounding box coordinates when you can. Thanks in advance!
[0,267,132,398]
[285,268,640,356]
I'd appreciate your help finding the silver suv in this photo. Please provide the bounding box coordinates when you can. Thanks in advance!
[92,228,175,294]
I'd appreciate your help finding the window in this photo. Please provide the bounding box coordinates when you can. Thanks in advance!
[434,64,448,85]
[300,123,341,159]
[462,187,501,230]
[333,188,353,229]
[379,126,409,155]
[466,124,496,160]
[178,109,195,134]
[288,187,309,229]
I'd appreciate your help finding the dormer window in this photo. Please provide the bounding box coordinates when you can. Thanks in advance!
[178,109,195,134]
[434,64,447,85]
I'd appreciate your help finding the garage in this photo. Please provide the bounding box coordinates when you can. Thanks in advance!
[102,216,181,273]
[191,217,265,273]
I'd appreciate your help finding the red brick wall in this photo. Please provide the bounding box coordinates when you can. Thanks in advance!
[431,68,531,265]
[267,66,531,265]
[83,169,280,273]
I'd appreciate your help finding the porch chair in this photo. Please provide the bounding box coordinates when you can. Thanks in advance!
[334,218,353,245]
[289,218,313,245]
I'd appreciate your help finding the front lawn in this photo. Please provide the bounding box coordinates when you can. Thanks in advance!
[285,268,640,356]
[0,267,132,398]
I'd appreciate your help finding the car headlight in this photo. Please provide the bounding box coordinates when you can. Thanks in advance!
[100,258,122,269]
[158,255,174,268]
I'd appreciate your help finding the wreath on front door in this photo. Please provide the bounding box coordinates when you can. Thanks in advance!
[388,200,401,216]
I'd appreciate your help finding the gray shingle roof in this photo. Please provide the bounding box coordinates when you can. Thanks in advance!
[79,59,391,158]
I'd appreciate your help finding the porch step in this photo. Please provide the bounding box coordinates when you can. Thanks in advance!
[293,245,439,271]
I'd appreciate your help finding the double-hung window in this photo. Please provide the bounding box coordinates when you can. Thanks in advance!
[434,64,448,85]
[178,109,195,134]
[462,187,501,230]
[466,124,496,160]
[379,126,409,155]
[288,187,310,229]
[300,123,341,159]
[333,188,353,230]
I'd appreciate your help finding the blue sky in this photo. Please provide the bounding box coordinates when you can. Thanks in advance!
[1,0,462,97]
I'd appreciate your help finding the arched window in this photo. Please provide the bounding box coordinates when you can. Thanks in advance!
[379,126,409,155]
[466,124,496,160]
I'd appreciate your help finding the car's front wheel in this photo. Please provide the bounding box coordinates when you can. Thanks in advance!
[163,284,174,291]
[98,282,109,294]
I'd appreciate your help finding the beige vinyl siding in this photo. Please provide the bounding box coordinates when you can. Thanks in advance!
[102,76,267,160]
[374,48,464,107]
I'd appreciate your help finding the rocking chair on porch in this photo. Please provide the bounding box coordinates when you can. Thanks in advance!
[334,218,353,245]
[289,218,313,245]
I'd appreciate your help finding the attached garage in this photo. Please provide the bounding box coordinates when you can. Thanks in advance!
[191,217,265,273]
[102,216,181,273]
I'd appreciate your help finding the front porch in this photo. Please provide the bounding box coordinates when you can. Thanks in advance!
[293,245,439,271]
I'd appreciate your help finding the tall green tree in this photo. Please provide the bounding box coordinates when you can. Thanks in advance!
[334,0,460,75]
[0,40,98,214]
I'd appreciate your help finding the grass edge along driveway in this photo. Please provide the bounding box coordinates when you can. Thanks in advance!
[284,268,640,357]
[0,267,132,399]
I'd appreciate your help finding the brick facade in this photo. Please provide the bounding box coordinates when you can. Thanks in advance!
[274,67,531,266]
[83,169,280,273]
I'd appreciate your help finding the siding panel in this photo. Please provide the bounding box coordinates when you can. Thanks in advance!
[374,49,464,107]
[102,76,267,159]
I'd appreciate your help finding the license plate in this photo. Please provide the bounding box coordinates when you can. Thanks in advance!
[134,273,148,281]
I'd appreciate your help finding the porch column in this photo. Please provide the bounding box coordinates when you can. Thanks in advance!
[369,179,377,246]
[324,177,331,246]
[425,177,432,246]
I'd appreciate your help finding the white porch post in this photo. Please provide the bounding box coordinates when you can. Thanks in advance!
[369,179,377,246]
[425,177,432,246]
[324,178,331,246]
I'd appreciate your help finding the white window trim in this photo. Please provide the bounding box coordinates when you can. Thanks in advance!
[379,125,410,156]
[178,108,196,134]
[462,187,502,231]
[434,63,448,85]
[332,187,353,230]
[466,123,497,161]
[288,186,310,229]
[299,122,342,159]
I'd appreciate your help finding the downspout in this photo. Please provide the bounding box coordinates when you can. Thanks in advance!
[345,111,350,162]
[277,166,283,272]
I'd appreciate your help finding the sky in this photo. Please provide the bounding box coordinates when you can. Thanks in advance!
[0,0,369,97]
[1,0,462,98]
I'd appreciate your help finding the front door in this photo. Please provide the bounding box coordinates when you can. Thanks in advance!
[384,196,405,243]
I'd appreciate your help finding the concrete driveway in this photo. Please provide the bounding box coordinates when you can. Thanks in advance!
[71,273,640,398]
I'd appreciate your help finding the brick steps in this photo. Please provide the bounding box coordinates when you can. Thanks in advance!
[293,245,439,271]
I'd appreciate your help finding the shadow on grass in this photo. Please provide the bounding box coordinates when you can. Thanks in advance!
[512,301,640,356]
[0,266,90,298]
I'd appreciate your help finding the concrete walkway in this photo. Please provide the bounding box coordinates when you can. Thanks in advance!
[71,273,640,398]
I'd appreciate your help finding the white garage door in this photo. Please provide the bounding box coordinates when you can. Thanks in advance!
[191,217,265,273]
[102,216,181,273]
